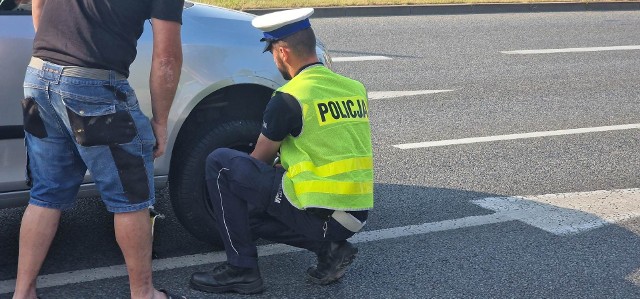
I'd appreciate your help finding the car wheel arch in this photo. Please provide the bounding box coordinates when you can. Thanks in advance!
[165,83,274,244]
[170,82,274,158]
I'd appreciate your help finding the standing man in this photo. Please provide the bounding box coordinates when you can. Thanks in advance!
[13,1,184,299]
[189,8,373,294]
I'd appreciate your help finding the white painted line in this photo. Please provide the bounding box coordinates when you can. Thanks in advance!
[0,213,510,294]
[502,45,640,55]
[626,268,640,287]
[473,188,640,235]
[332,56,392,62]
[350,213,512,243]
[368,90,453,100]
[394,123,640,149]
[3,188,639,293]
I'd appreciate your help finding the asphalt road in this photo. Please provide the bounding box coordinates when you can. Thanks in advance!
[2,10,640,298]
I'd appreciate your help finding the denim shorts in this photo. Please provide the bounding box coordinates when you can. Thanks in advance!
[22,61,156,213]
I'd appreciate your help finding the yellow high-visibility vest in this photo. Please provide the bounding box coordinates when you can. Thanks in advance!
[277,65,373,211]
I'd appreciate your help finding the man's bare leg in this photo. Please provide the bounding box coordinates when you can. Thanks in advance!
[13,205,62,299]
[114,209,167,299]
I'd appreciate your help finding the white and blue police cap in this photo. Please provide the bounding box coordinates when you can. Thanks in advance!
[251,8,314,52]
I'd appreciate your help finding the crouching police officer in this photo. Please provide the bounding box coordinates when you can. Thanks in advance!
[189,8,374,294]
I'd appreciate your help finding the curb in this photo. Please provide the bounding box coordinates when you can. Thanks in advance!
[243,2,640,17]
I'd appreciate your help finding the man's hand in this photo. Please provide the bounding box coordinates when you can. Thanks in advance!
[151,117,168,158]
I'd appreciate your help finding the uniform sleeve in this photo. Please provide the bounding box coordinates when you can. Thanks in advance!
[261,92,302,141]
[150,0,184,24]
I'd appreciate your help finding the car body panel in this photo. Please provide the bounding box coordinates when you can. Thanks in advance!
[129,3,285,173]
[0,14,35,196]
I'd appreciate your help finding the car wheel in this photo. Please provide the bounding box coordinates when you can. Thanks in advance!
[169,120,261,247]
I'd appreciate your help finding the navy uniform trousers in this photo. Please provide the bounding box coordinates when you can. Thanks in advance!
[205,148,359,268]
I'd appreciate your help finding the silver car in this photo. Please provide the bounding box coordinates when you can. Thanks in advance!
[0,2,332,246]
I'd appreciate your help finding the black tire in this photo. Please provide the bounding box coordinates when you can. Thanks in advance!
[169,120,261,247]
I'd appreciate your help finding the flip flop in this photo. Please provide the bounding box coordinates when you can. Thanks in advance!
[159,289,187,299]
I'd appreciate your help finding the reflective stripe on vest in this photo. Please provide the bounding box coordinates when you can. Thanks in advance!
[293,180,374,196]
[287,157,373,179]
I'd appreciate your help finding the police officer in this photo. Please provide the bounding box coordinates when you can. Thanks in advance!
[189,8,374,294]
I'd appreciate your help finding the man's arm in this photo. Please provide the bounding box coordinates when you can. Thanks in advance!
[31,0,44,31]
[251,134,282,165]
[149,18,182,158]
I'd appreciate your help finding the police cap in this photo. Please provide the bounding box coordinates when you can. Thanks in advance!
[251,8,314,52]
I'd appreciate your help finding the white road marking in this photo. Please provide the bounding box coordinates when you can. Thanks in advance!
[349,213,512,243]
[394,123,640,149]
[368,90,453,100]
[473,188,640,235]
[2,188,639,293]
[332,56,392,62]
[502,45,640,55]
[626,268,640,287]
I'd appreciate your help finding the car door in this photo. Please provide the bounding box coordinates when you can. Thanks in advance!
[0,9,34,195]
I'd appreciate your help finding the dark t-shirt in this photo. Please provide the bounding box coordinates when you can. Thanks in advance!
[32,0,184,77]
[261,91,303,142]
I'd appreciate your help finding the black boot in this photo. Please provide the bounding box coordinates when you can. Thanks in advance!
[190,262,264,294]
[307,241,358,285]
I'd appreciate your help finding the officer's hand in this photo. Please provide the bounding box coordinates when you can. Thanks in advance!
[151,118,168,158]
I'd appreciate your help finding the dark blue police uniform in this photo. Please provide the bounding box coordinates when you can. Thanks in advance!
[205,147,360,268]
